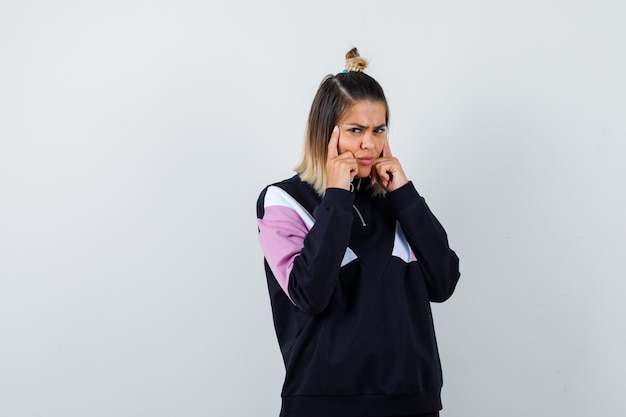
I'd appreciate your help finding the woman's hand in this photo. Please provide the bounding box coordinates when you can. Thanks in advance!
[326,126,358,190]
[371,140,408,192]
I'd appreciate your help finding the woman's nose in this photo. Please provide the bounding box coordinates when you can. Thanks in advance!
[361,132,374,149]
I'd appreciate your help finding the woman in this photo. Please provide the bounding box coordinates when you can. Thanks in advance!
[256,48,460,417]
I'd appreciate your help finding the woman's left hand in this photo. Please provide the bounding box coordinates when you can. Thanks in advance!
[371,140,409,192]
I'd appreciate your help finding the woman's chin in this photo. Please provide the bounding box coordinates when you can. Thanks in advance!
[355,168,372,179]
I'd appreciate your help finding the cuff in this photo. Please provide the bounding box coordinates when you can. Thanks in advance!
[386,181,422,211]
[322,187,355,210]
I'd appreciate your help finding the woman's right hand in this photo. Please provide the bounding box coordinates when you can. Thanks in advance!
[326,126,357,190]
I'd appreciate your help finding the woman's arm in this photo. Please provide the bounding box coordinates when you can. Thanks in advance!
[387,182,460,302]
[257,186,354,314]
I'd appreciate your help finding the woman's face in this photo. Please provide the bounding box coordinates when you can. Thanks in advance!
[336,100,388,178]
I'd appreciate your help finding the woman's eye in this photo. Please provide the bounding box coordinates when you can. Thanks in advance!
[374,128,386,134]
[350,128,361,134]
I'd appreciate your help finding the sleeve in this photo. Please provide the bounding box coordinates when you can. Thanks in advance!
[257,186,355,314]
[386,182,460,302]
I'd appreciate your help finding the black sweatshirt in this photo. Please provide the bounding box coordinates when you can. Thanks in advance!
[257,175,460,417]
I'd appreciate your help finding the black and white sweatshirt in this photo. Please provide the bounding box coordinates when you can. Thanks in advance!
[256,175,460,417]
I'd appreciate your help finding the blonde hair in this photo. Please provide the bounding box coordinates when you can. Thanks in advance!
[296,48,389,195]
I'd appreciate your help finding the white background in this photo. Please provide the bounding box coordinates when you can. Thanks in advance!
[1,1,625,416]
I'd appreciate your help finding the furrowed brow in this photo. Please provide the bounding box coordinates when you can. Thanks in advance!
[343,122,387,130]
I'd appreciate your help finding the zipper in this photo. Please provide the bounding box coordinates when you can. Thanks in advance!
[353,205,366,227]
[350,178,366,227]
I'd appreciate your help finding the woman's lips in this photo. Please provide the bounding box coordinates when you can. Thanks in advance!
[358,158,374,166]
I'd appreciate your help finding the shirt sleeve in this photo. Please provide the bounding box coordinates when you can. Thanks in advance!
[257,186,355,313]
[386,182,460,302]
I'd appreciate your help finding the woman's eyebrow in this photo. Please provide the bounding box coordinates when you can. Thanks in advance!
[343,123,387,129]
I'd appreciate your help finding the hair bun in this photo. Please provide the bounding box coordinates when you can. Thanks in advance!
[344,47,368,72]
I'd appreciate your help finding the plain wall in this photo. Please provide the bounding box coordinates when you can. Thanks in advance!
[1,1,625,416]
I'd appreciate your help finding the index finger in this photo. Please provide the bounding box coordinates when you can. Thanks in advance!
[327,126,340,158]
[382,139,393,158]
